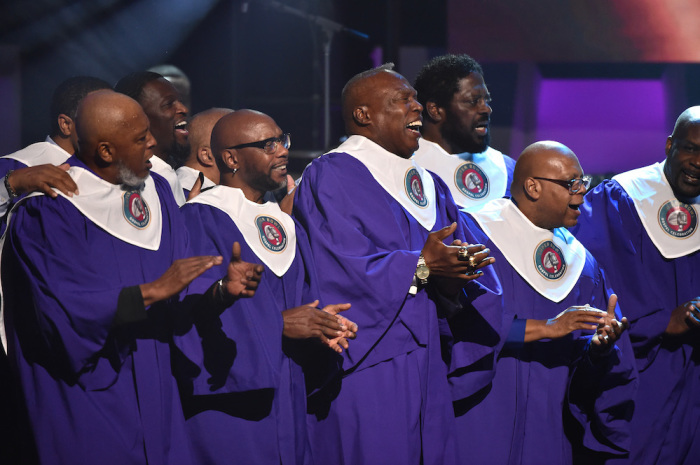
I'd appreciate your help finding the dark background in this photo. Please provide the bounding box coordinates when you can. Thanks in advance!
[2,0,700,174]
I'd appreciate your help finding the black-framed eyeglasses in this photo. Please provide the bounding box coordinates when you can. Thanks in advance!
[533,175,592,194]
[226,133,291,155]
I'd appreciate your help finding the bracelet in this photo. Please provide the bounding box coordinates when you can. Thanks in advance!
[215,277,226,303]
[4,170,18,199]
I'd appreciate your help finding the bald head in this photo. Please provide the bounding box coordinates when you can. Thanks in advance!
[189,108,233,155]
[340,64,423,158]
[512,141,578,199]
[75,90,155,185]
[671,106,700,140]
[341,64,396,133]
[665,106,700,198]
[512,141,587,230]
[211,109,289,201]
[76,90,141,155]
[183,108,233,184]
[211,109,277,162]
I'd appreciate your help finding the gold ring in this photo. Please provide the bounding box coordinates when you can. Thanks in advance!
[458,247,469,260]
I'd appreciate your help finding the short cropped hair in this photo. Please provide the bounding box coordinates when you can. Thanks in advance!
[114,71,164,103]
[49,76,111,134]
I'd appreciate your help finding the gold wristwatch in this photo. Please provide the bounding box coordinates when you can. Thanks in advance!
[416,253,430,285]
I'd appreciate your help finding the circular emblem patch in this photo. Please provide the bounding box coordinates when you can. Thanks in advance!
[658,200,697,239]
[255,215,287,253]
[455,162,489,199]
[122,190,150,229]
[534,240,567,280]
[405,168,428,207]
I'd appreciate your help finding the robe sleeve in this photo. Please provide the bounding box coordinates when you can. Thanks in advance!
[574,180,670,368]
[443,211,509,400]
[283,218,346,393]
[292,217,316,305]
[5,196,135,379]
[567,261,638,456]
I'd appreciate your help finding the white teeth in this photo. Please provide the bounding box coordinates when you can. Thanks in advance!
[406,121,422,129]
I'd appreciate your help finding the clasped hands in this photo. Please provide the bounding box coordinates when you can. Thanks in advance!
[144,241,357,353]
[544,294,629,353]
[282,301,358,354]
[665,296,700,335]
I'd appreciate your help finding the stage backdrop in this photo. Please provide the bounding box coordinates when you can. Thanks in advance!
[445,0,700,174]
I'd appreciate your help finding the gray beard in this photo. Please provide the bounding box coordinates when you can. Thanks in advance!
[117,162,148,191]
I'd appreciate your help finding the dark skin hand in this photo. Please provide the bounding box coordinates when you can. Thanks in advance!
[448,237,495,277]
[665,296,700,335]
[278,175,296,215]
[219,242,264,300]
[424,224,495,297]
[590,294,629,353]
[525,294,629,346]
[139,242,264,308]
[527,308,606,342]
[187,171,204,201]
[282,300,358,353]
[9,163,79,198]
[421,223,494,279]
[140,255,223,307]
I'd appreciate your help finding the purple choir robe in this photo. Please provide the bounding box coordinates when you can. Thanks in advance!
[0,140,71,235]
[0,156,35,463]
[456,213,637,465]
[174,197,314,465]
[1,157,192,465]
[293,152,504,465]
[573,180,700,465]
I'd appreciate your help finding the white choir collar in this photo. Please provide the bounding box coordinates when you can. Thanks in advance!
[176,165,217,192]
[3,141,70,167]
[613,161,700,259]
[55,166,163,250]
[188,186,297,277]
[334,135,437,231]
[413,139,508,209]
[149,155,187,207]
[469,198,587,302]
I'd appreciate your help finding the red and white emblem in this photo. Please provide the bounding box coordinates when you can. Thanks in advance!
[405,167,428,207]
[122,190,150,229]
[658,200,697,239]
[534,240,566,280]
[455,162,489,199]
[255,215,287,252]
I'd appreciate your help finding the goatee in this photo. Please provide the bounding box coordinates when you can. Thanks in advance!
[117,162,148,191]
